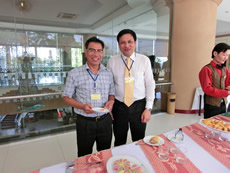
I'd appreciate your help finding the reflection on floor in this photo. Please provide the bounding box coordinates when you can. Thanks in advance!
[0,112,203,173]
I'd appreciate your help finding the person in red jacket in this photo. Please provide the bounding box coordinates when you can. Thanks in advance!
[199,43,230,118]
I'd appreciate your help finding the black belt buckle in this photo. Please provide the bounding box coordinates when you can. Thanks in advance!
[95,116,100,121]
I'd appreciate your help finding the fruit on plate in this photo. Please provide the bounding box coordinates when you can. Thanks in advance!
[149,136,160,144]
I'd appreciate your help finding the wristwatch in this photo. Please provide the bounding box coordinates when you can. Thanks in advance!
[146,108,152,112]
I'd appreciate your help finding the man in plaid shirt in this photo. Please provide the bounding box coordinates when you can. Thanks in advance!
[63,37,115,157]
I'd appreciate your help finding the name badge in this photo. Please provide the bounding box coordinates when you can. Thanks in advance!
[91,94,101,100]
[125,76,134,83]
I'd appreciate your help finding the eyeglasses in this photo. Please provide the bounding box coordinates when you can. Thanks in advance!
[87,48,103,54]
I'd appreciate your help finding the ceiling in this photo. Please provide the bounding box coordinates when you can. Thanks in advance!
[0,0,229,39]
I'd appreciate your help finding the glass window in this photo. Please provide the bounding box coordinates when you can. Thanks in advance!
[97,36,118,65]
[0,1,172,143]
[137,39,155,56]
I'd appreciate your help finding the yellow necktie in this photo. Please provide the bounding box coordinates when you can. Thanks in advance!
[124,57,134,107]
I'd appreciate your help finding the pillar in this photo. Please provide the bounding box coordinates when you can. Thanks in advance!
[167,0,222,113]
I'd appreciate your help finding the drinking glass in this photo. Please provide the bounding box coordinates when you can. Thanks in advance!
[158,144,169,160]
[216,132,229,141]
[170,143,180,154]
[204,128,215,139]
[175,146,187,164]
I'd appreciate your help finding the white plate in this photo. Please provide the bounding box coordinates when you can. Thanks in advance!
[143,135,164,146]
[200,119,230,134]
[106,155,151,173]
[167,133,184,143]
[92,107,110,113]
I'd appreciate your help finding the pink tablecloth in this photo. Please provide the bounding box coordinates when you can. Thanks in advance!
[31,149,112,173]
[183,115,230,169]
[138,134,201,173]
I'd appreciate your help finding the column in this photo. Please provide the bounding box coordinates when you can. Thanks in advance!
[167,0,223,113]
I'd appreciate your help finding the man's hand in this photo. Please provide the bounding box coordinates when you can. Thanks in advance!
[141,109,151,123]
[82,104,95,114]
[104,100,115,111]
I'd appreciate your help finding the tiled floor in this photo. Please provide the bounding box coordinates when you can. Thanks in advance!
[0,112,203,173]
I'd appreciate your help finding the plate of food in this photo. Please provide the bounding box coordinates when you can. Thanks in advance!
[200,118,230,133]
[143,135,164,146]
[92,107,110,113]
[106,155,151,173]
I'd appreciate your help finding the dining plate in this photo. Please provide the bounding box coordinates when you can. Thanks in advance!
[106,155,151,173]
[92,107,110,113]
[200,119,230,134]
[167,133,184,143]
[143,135,164,146]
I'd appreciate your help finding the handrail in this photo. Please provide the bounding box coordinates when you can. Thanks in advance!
[0,92,63,101]
[156,82,173,86]
[0,82,173,101]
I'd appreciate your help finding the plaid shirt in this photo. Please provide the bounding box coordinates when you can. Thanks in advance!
[63,63,115,117]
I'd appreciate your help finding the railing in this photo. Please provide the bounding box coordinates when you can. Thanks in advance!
[0,92,63,101]
[0,82,174,101]
[0,81,174,143]
[0,115,6,122]
[156,82,173,86]
[0,92,65,115]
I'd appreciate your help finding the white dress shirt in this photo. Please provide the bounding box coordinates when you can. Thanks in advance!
[107,52,155,109]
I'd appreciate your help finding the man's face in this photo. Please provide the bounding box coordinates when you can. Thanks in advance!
[213,50,230,64]
[118,33,136,57]
[85,42,103,67]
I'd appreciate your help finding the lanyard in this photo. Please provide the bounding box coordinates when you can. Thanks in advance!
[87,69,99,90]
[121,55,134,76]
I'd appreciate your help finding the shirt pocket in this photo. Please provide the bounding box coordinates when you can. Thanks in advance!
[134,72,144,88]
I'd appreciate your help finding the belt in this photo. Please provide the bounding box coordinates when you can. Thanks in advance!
[77,113,109,122]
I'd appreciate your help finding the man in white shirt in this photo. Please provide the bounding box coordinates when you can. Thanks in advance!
[107,29,155,146]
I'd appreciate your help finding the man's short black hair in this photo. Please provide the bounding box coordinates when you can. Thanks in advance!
[212,42,230,58]
[117,29,137,43]
[85,37,104,49]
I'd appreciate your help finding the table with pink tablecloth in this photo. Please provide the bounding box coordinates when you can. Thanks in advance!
[31,115,230,173]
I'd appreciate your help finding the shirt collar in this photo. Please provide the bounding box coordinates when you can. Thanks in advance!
[210,60,223,69]
[121,52,136,61]
[85,63,105,73]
